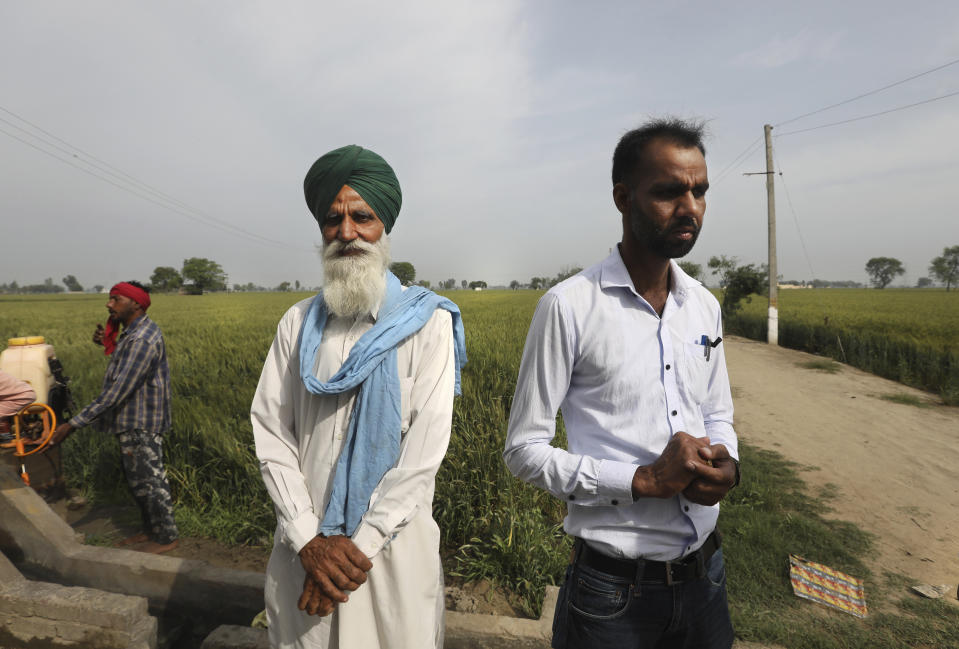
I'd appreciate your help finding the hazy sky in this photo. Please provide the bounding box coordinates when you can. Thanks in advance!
[3,1,958,289]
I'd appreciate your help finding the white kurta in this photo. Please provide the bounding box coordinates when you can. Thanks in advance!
[251,295,455,649]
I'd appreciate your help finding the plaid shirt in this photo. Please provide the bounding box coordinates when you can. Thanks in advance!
[70,314,171,434]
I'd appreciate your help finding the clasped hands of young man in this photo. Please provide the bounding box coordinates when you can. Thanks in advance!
[631,431,737,506]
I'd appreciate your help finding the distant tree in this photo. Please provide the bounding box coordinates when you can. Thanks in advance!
[62,275,83,292]
[549,265,582,287]
[440,278,456,289]
[418,279,431,289]
[864,257,904,289]
[678,261,703,283]
[93,284,104,293]
[22,278,64,294]
[509,280,520,290]
[708,255,737,288]
[295,280,301,291]
[929,245,959,291]
[461,279,468,289]
[150,266,183,292]
[182,257,227,292]
[721,263,767,316]
[276,281,292,291]
[530,277,545,290]
[468,280,487,290]
[390,262,416,286]
[916,277,934,288]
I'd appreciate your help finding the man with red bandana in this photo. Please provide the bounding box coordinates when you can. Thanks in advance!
[51,280,178,553]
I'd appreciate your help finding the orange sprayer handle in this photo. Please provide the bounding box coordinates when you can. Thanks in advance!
[13,402,57,457]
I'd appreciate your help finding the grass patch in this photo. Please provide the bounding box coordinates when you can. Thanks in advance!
[722,444,959,648]
[879,393,930,408]
[798,359,842,373]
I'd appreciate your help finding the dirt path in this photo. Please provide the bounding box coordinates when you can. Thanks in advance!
[724,335,959,594]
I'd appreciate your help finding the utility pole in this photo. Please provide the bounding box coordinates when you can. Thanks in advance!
[764,124,778,345]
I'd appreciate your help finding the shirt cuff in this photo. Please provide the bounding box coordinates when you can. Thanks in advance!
[284,510,321,554]
[597,459,638,505]
[351,521,389,560]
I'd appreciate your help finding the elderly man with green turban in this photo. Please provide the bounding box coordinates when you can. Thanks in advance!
[252,145,467,649]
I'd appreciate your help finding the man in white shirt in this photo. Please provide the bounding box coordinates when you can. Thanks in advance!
[252,145,466,649]
[504,119,739,649]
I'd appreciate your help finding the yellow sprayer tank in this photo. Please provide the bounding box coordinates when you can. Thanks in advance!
[0,337,56,404]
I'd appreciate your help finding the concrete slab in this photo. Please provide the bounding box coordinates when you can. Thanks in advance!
[0,462,264,633]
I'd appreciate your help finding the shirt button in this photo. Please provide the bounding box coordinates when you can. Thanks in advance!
[611,499,619,506]
[665,364,671,370]
[684,505,689,512]
[567,494,576,501]
[671,410,678,416]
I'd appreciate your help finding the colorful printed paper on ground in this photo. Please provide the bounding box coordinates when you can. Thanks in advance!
[789,554,867,618]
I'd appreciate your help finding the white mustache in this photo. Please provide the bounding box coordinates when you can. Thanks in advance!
[323,238,378,260]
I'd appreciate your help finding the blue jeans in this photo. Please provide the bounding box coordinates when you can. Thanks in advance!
[552,547,734,649]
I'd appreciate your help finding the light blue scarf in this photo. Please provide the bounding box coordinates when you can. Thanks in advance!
[298,272,466,537]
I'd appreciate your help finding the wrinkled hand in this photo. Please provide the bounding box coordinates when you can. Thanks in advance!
[92,323,104,346]
[298,574,336,617]
[682,444,737,506]
[632,432,712,500]
[48,422,74,448]
[298,535,373,604]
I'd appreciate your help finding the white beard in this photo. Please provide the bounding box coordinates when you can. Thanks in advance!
[321,236,391,318]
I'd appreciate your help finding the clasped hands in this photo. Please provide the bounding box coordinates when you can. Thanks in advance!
[631,431,736,506]
[297,534,373,617]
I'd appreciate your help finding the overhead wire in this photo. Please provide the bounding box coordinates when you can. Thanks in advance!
[776,89,959,137]
[715,56,959,184]
[775,56,959,128]
[0,105,311,252]
[712,136,763,186]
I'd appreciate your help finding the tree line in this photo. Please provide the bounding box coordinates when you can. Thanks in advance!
[865,246,958,289]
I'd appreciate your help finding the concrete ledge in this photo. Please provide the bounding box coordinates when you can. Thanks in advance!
[0,463,264,630]
[2,463,563,648]
[201,587,558,649]
[0,553,157,649]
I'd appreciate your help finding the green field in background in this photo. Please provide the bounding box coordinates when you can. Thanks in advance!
[2,289,957,645]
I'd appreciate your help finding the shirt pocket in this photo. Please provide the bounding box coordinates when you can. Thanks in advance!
[681,341,710,402]
[399,376,414,435]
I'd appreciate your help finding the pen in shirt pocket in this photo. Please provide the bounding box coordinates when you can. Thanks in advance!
[699,335,723,361]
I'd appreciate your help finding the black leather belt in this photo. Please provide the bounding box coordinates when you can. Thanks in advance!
[576,530,721,585]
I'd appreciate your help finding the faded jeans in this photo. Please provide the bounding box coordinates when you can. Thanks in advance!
[551,547,734,649]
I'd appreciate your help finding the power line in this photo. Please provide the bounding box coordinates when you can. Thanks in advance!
[775,56,959,128]
[0,123,306,250]
[712,136,763,186]
[776,89,959,137]
[0,105,311,252]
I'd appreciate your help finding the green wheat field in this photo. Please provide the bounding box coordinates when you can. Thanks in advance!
[1,289,957,647]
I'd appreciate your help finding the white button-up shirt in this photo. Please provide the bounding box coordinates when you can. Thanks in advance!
[252,294,454,648]
[504,248,738,562]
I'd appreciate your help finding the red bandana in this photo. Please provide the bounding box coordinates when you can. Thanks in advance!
[102,283,151,355]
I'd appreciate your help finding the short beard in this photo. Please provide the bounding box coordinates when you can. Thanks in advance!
[628,200,700,259]
[320,236,391,318]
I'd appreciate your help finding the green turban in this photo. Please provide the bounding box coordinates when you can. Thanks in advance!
[303,145,402,234]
